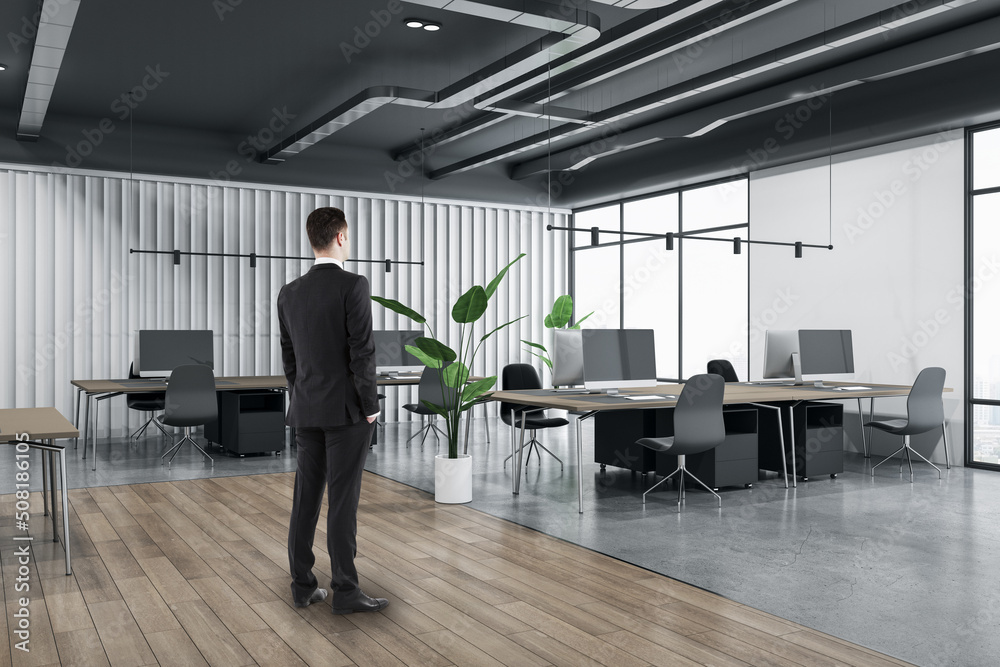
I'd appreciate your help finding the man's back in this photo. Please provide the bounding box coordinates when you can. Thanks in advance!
[277,263,378,427]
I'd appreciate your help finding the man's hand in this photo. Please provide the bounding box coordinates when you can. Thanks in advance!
[366,416,376,424]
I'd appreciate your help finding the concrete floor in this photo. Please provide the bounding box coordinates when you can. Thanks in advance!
[6,415,998,667]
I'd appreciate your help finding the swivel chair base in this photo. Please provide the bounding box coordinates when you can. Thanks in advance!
[871,434,941,481]
[503,430,563,470]
[161,426,214,468]
[131,414,171,441]
[407,416,447,450]
[643,454,721,511]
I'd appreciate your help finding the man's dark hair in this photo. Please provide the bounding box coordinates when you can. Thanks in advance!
[306,207,348,250]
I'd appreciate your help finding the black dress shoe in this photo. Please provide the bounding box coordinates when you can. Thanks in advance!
[293,587,328,608]
[332,590,389,615]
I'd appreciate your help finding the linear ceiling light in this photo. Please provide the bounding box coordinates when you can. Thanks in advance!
[17,0,82,140]
[404,18,442,30]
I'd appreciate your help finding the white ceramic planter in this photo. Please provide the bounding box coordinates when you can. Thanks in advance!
[434,453,472,504]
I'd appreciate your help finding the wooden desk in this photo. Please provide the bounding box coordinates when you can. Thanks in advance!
[71,374,426,469]
[490,381,923,513]
[0,408,77,575]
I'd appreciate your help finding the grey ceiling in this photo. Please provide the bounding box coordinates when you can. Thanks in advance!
[1,0,999,208]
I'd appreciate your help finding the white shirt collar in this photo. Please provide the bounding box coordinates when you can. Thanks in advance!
[314,257,344,269]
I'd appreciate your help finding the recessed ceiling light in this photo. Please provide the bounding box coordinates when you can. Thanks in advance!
[423,22,441,31]
[404,18,425,28]
[0,64,7,71]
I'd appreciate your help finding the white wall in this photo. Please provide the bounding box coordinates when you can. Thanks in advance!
[0,165,568,434]
[749,130,965,465]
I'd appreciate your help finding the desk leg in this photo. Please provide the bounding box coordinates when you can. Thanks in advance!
[509,408,517,495]
[74,387,83,449]
[575,412,597,514]
[58,445,71,575]
[514,417,528,495]
[42,451,49,517]
[856,398,869,459]
[788,404,798,487]
[750,403,788,489]
[92,397,99,471]
[867,398,875,458]
[82,394,92,459]
[46,442,57,542]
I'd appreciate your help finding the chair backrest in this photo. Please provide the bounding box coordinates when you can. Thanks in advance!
[500,364,542,422]
[162,364,218,426]
[673,373,726,450]
[418,366,458,412]
[903,366,946,433]
[706,359,739,382]
[127,362,166,409]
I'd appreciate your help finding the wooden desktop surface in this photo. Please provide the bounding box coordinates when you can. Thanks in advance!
[0,407,80,441]
[489,381,942,412]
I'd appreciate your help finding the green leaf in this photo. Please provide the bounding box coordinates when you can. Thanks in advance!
[524,349,553,369]
[485,253,525,298]
[480,315,528,342]
[549,295,573,328]
[570,311,594,329]
[420,400,448,418]
[543,314,554,328]
[521,339,547,352]
[443,362,470,388]
[452,286,488,323]
[405,344,442,369]
[370,296,425,324]
[462,377,496,403]
[415,336,456,362]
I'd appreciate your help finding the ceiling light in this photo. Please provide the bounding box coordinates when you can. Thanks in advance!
[0,64,6,71]
[404,18,441,30]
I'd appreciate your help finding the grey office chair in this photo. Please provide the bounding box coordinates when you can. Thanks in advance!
[500,364,568,470]
[707,359,739,383]
[158,364,217,467]
[402,367,452,450]
[867,367,947,481]
[636,373,727,510]
[127,362,171,440]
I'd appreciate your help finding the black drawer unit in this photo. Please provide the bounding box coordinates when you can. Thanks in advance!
[759,401,843,480]
[594,406,759,488]
[654,407,759,489]
[206,390,285,455]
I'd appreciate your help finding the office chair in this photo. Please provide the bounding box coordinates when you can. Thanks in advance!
[158,364,217,467]
[402,367,452,450]
[636,373,727,510]
[867,367,947,481]
[707,359,739,382]
[127,362,171,440]
[500,364,568,471]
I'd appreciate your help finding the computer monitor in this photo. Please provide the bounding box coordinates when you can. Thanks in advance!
[551,329,584,387]
[374,330,423,374]
[134,330,214,378]
[581,329,657,392]
[798,329,854,376]
[762,330,801,382]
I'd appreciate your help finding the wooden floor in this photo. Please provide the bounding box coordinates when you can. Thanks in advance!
[1,472,914,667]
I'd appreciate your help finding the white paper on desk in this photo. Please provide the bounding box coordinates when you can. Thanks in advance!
[833,386,871,391]
[623,395,673,401]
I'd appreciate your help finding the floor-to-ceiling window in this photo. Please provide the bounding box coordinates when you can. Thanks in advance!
[571,177,749,381]
[969,123,1000,467]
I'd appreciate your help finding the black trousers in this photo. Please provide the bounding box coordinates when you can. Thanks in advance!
[288,419,374,603]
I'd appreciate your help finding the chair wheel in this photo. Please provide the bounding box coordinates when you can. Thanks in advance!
[744,483,753,489]
[600,464,606,471]
[830,473,837,479]
[802,477,809,481]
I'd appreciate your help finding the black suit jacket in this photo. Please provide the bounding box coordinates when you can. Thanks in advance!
[277,263,380,427]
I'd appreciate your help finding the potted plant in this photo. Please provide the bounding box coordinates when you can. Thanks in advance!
[372,253,526,503]
[521,294,592,374]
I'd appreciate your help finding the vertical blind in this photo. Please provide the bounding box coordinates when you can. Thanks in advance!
[0,166,568,434]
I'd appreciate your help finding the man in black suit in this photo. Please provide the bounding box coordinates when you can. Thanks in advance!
[277,206,388,614]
